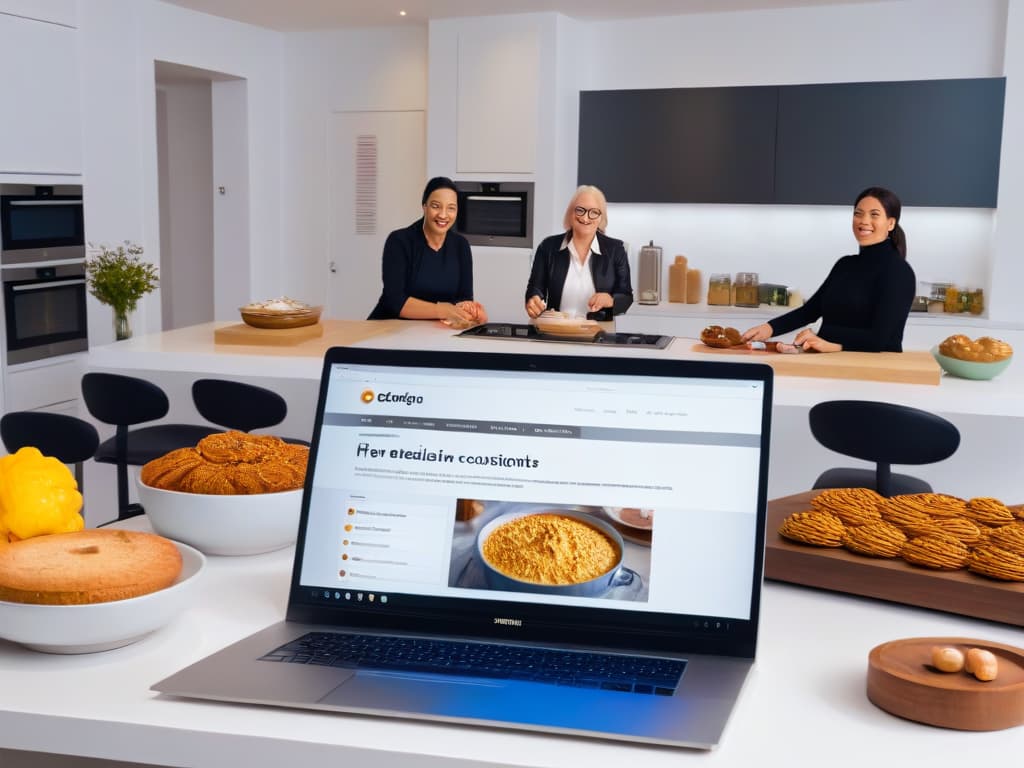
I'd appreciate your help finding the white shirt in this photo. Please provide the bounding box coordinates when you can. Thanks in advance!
[559,235,599,318]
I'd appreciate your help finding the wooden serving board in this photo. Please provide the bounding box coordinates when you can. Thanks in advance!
[867,636,1024,731]
[765,491,1024,627]
[214,322,325,346]
[691,343,941,385]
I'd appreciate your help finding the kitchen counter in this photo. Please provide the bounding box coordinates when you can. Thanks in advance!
[2,514,1022,768]
[79,319,1024,525]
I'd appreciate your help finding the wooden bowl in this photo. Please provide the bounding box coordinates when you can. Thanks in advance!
[867,636,1024,731]
[240,306,322,329]
[533,317,601,338]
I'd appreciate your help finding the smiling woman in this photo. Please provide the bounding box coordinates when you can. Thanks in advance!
[741,186,916,353]
[367,176,488,327]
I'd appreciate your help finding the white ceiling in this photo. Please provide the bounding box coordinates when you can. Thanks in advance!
[159,0,898,32]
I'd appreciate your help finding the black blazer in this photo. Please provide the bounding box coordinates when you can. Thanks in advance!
[524,231,633,320]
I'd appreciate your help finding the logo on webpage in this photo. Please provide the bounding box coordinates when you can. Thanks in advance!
[375,391,424,406]
[360,389,375,404]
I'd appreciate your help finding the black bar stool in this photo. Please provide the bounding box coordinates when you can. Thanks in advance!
[81,372,220,520]
[191,378,311,445]
[809,400,961,497]
[1,411,99,493]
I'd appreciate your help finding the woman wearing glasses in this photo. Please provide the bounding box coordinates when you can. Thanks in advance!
[368,176,488,326]
[524,185,633,320]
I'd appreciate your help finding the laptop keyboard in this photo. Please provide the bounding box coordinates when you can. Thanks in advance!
[261,632,685,695]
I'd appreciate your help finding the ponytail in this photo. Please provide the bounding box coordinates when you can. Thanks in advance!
[890,223,907,259]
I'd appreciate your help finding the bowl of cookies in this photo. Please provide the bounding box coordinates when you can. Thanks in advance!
[240,297,321,329]
[932,335,1013,380]
[0,530,205,653]
[137,431,307,556]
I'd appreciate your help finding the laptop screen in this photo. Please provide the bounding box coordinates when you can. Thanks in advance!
[289,348,772,658]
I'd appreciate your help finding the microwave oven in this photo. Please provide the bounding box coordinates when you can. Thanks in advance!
[1,189,85,257]
[454,181,533,249]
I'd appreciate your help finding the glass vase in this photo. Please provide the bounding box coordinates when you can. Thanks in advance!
[113,310,132,341]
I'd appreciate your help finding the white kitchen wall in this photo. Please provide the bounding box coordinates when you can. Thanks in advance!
[76,0,281,343]
[280,25,427,305]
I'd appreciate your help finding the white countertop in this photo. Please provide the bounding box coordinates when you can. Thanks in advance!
[1,515,1021,768]
[87,320,1024,418]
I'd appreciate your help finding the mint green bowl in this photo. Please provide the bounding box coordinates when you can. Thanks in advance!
[931,346,1013,380]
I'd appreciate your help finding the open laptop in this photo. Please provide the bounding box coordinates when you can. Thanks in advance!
[153,346,773,749]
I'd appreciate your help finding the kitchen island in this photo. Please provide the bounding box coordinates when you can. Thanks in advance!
[80,318,1024,525]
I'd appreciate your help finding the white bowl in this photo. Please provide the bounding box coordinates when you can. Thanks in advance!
[0,541,205,654]
[137,479,302,556]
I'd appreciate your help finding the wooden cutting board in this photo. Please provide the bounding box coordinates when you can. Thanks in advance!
[691,343,941,385]
[765,491,1024,627]
[214,322,325,346]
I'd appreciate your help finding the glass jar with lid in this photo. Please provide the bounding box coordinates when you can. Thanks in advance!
[707,273,731,306]
[733,272,759,308]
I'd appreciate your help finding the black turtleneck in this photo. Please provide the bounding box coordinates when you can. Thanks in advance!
[768,238,915,352]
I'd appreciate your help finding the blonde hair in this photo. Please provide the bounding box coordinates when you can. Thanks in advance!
[563,185,609,233]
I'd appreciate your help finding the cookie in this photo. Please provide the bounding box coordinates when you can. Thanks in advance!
[841,521,906,558]
[779,511,845,547]
[964,497,1016,527]
[810,488,884,526]
[900,533,969,571]
[967,544,1024,582]
[0,529,182,605]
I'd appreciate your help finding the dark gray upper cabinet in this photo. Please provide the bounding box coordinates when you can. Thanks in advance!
[578,78,1005,208]
[578,87,778,204]
[775,78,1005,207]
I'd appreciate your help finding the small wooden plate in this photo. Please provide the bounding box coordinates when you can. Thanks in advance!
[534,319,601,339]
[867,636,1024,731]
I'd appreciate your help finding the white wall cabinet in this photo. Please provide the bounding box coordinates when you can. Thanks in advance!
[456,25,539,173]
[0,13,82,175]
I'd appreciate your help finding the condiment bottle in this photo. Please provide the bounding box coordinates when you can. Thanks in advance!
[734,272,759,308]
[944,285,960,313]
[970,288,984,315]
[685,268,702,304]
[707,273,731,305]
[668,255,688,302]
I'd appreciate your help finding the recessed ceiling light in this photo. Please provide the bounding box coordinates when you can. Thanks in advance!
[399,10,407,16]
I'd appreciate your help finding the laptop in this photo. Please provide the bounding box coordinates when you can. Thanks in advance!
[153,346,773,749]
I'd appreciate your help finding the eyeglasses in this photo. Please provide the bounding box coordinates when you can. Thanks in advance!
[573,206,602,221]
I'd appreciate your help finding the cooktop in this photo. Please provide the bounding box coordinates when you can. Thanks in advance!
[457,323,674,349]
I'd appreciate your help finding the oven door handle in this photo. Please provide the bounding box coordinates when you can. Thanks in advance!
[10,278,86,292]
[7,199,84,207]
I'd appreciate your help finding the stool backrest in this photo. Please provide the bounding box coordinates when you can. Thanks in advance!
[1,411,100,490]
[808,400,960,466]
[191,378,287,432]
[81,372,170,427]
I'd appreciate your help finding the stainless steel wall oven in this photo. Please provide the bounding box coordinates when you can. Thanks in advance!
[1,188,88,364]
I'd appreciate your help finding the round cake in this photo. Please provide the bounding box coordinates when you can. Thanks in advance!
[0,529,183,605]
[141,431,308,494]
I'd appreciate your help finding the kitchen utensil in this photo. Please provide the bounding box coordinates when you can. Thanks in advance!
[240,305,322,329]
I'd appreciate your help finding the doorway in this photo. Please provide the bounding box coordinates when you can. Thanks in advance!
[154,61,248,328]
[327,110,425,319]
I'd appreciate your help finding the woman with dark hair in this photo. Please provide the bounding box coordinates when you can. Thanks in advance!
[368,176,487,325]
[524,185,633,321]
[741,186,915,352]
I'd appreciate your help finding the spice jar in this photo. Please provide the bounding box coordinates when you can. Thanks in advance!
[707,273,731,305]
[944,285,960,313]
[969,288,984,315]
[734,272,759,308]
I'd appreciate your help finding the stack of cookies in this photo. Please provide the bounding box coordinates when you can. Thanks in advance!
[779,489,1024,581]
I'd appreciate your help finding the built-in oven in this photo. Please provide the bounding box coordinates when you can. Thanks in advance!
[454,181,534,248]
[1,187,88,364]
